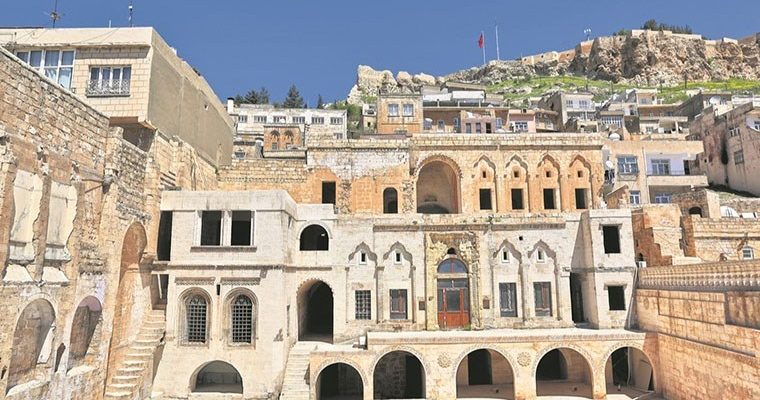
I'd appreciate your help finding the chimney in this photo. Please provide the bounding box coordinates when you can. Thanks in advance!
[227,97,234,114]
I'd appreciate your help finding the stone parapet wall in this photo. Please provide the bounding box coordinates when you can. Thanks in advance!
[637,259,760,291]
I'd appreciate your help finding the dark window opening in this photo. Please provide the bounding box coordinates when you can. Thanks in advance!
[390,289,408,320]
[479,188,492,210]
[157,211,173,261]
[511,189,525,210]
[534,282,552,317]
[230,211,252,246]
[318,363,363,399]
[543,189,556,210]
[603,226,621,254]
[485,122,492,133]
[608,285,626,310]
[200,211,222,246]
[545,170,552,178]
[577,170,583,178]
[300,224,329,251]
[383,188,398,214]
[322,181,336,205]
[513,170,520,178]
[688,206,702,217]
[499,282,517,317]
[481,170,487,179]
[446,247,457,255]
[575,188,588,210]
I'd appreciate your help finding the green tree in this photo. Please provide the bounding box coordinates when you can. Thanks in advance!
[235,87,270,104]
[316,94,324,109]
[283,84,305,108]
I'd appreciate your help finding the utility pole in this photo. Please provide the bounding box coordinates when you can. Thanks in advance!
[495,24,501,61]
[128,1,134,27]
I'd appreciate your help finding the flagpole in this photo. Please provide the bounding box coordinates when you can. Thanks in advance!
[481,30,486,66]
[495,24,500,61]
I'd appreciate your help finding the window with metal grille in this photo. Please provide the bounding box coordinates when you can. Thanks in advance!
[231,295,253,343]
[355,290,371,320]
[186,295,207,343]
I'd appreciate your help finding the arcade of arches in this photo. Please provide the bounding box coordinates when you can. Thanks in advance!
[310,344,656,400]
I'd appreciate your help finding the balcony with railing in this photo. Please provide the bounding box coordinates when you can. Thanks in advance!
[86,79,131,97]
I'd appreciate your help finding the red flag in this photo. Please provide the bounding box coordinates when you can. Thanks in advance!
[478,32,484,49]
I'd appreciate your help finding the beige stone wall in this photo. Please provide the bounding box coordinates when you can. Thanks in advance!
[635,288,759,400]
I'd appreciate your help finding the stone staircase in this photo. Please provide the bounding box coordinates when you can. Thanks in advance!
[104,309,166,400]
[279,341,319,400]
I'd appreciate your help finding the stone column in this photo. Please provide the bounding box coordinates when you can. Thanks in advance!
[519,262,531,322]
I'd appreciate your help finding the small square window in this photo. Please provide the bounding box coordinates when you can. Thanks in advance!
[359,252,367,264]
[545,171,552,178]
[577,170,583,178]
[742,247,754,260]
[394,251,402,264]
[537,250,546,263]
[513,170,520,178]
[501,250,510,263]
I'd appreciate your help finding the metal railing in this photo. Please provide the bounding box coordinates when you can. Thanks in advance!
[86,79,131,96]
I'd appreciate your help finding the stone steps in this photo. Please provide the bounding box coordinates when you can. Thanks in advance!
[104,309,166,400]
[279,342,319,400]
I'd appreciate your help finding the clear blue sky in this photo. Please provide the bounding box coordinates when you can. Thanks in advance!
[2,0,759,105]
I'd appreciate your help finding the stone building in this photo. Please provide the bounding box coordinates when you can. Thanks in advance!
[227,102,347,160]
[0,27,235,166]
[1,24,759,400]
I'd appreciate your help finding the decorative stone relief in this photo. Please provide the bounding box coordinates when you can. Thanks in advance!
[44,181,78,261]
[437,353,452,368]
[517,352,531,367]
[9,170,43,263]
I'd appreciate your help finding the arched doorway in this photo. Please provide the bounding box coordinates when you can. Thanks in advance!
[688,206,703,217]
[536,348,593,399]
[7,299,56,392]
[298,280,333,342]
[373,351,425,399]
[317,363,363,400]
[383,188,399,214]
[192,361,243,394]
[437,257,470,329]
[416,159,460,214]
[300,224,329,251]
[456,349,514,399]
[605,347,655,397]
[68,296,102,370]
[106,222,148,383]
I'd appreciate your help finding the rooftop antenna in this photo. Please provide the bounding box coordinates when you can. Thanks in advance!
[584,28,592,41]
[49,0,62,27]
[128,1,134,27]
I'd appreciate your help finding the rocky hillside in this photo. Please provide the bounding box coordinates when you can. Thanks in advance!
[348,29,760,103]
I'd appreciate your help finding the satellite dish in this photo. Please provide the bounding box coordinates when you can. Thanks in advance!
[605,160,614,169]
[709,96,721,106]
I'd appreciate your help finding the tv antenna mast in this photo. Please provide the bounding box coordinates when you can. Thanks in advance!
[584,28,592,41]
[49,0,62,27]
[128,1,135,27]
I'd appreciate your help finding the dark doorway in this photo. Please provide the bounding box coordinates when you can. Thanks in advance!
[322,181,336,205]
[511,188,525,210]
[602,226,621,254]
[373,351,425,399]
[536,349,566,380]
[575,188,588,209]
[543,188,556,209]
[318,363,362,400]
[479,188,493,210]
[610,348,629,386]
[157,211,173,261]
[468,349,493,385]
[300,225,329,251]
[299,281,333,341]
[570,273,586,323]
[193,361,243,394]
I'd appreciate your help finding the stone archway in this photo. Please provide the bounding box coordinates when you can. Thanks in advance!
[297,280,334,342]
[373,350,425,399]
[416,159,461,214]
[67,296,103,371]
[456,348,515,399]
[106,222,148,383]
[535,348,593,399]
[6,298,56,392]
[604,346,655,397]
[191,361,243,394]
[316,362,363,400]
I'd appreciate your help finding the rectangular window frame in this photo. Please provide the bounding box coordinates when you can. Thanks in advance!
[629,190,641,205]
[87,65,132,97]
[18,49,75,89]
[602,225,622,254]
[607,285,626,311]
[499,282,518,317]
[534,282,552,317]
[479,188,493,210]
[388,103,399,117]
[617,156,639,175]
[511,188,525,210]
[355,290,372,320]
[650,159,671,176]
[402,104,414,117]
[230,210,254,246]
[389,289,408,320]
[199,210,223,246]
